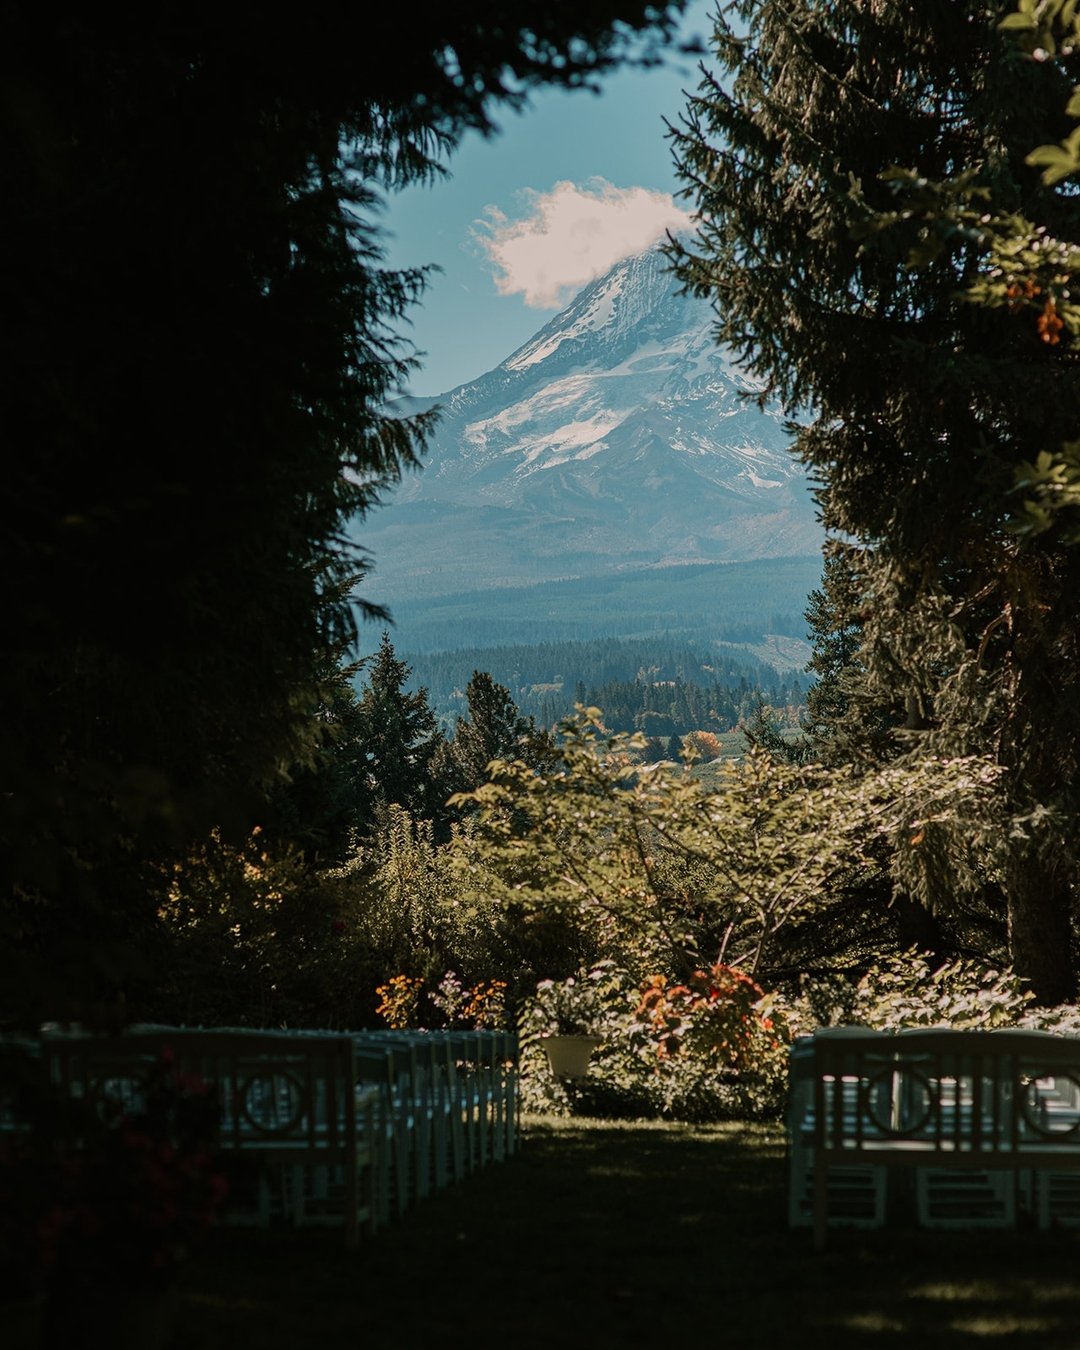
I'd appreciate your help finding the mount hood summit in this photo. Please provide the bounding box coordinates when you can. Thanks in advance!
[363,247,822,602]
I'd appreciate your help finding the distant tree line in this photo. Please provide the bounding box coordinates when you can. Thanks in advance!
[267,629,808,865]
[383,559,818,650]
[550,676,805,739]
[264,634,556,862]
[398,635,809,732]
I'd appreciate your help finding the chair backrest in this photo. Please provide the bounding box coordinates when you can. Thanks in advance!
[42,1029,358,1160]
[809,1027,1080,1155]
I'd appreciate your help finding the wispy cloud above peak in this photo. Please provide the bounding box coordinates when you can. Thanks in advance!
[473,178,693,309]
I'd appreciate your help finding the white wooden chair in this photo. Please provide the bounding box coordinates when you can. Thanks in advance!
[351,1040,411,1223]
[799,1026,1080,1247]
[42,1029,378,1245]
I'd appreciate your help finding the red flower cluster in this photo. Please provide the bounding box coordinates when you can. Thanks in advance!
[1004,278,1068,346]
[55,1052,229,1290]
[634,963,772,1067]
[1038,297,1065,345]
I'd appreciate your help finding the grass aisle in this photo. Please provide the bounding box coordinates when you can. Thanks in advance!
[179,1116,1080,1349]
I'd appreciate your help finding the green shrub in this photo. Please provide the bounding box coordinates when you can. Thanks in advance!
[789,948,1036,1035]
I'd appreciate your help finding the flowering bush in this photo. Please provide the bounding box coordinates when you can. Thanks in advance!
[632,965,777,1067]
[515,961,789,1121]
[377,970,510,1030]
[616,963,789,1120]
[428,971,508,1029]
[53,1049,228,1293]
[375,974,424,1029]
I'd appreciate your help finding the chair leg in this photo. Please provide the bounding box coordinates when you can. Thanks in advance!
[813,1161,828,1251]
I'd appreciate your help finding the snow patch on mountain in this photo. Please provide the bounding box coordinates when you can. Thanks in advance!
[507,269,628,370]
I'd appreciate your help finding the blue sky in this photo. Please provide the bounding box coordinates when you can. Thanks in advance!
[382,0,715,398]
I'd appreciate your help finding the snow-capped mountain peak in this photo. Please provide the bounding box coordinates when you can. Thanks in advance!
[362,246,822,601]
[504,249,671,372]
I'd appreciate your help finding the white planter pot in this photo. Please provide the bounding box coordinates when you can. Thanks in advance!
[540,1034,603,1079]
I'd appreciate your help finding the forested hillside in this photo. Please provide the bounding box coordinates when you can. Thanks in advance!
[373,556,821,650]
[399,634,810,733]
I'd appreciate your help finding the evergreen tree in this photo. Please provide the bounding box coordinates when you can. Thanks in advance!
[880,2,1080,550]
[741,701,810,766]
[262,657,370,865]
[802,554,861,747]
[1,4,688,1022]
[798,548,902,766]
[451,672,543,790]
[670,0,1080,999]
[437,672,557,840]
[354,634,443,833]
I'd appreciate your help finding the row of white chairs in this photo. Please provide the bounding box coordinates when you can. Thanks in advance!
[293,1027,519,1228]
[2,1025,519,1246]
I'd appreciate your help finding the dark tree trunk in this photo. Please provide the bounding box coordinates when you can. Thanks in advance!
[1006,852,1075,1006]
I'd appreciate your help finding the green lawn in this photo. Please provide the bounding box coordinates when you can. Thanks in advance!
[175,1115,1080,1349]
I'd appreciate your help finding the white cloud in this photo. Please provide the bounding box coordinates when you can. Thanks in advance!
[473,178,693,308]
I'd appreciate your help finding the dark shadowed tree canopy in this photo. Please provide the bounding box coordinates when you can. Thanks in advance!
[670,0,1080,1000]
[0,3,688,1023]
[261,655,372,867]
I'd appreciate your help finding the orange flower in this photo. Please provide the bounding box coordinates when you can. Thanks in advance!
[1038,297,1064,345]
[1006,277,1042,314]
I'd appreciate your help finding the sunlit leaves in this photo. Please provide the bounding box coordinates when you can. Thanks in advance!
[451,709,1003,979]
[999,0,1080,57]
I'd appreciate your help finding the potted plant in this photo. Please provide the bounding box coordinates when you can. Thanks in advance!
[531,969,612,1079]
